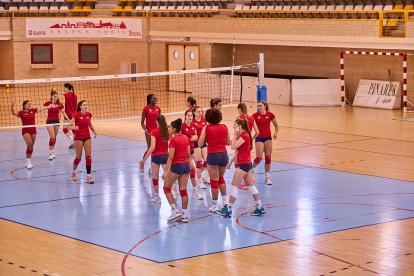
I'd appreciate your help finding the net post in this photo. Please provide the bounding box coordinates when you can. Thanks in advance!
[403,53,408,113]
[256,53,266,102]
[340,51,346,107]
[258,53,264,87]
[229,36,236,104]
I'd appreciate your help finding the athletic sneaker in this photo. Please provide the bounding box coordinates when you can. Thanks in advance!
[180,214,189,223]
[250,206,266,216]
[71,171,77,181]
[26,162,34,170]
[149,195,161,204]
[216,205,229,216]
[223,208,232,218]
[86,176,94,184]
[167,210,181,221]
[69,143,74,149]
[48,154,54,161]
[209,205,220,213]
[197,180,207,189]
[264,177,272,185]
[148,167,152,175]
[193,188,203,200]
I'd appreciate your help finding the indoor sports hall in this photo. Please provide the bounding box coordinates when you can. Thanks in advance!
[1,2,414,275]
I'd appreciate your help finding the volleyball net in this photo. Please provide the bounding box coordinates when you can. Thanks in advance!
[0,63,258,130]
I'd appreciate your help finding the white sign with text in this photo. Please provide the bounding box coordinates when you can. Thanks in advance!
[26,18,142,39]
[354,79,401,109]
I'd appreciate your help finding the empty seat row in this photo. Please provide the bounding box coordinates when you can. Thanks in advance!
[235,4,396,11]
[0,5,70,10]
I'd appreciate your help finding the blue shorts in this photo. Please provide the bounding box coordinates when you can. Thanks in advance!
[151,154,168,165]
[238,163,252,172]
[170,162,190,175]
[207,152,229,167]
[46,119,60,125]
[194,141,207,149]
[255,136,272,143]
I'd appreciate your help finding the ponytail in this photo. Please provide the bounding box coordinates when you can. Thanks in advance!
[157,115,169,142]
[64,83,75,96]
[235,119,253,150]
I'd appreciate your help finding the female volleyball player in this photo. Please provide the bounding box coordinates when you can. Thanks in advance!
[141,93,161,175]
[44,90,69,160]
[69,100,97,184]
[198,108,230,213]
[210,98,222,110]
[162,118,193,223]
[11,101,49,169]
[181,110,203,200]
[192,106,208,189]
[62,83,77,149]
[140,115,170,204]
[252,101,279,185]
[187,96,197,112]
[220,119,265,217]
[227,102,259,189]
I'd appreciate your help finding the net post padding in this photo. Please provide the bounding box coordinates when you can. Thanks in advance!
[340,51,410,112]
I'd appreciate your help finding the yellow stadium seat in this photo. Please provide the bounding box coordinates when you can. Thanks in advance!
[82,6,91,11]
[405,5,413,11]
[113,5,122,12]
[386,19,399,27]
[72,5,82,11]
[124,5,132,12]
[393,5,403,10]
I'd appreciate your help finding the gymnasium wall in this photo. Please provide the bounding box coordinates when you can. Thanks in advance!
[0,41,14,80]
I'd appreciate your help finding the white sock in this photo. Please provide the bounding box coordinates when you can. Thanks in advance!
[228,202,233,209]
[213,200,218,206]
[26,158,31,163]
[222,195,228,205]
[265,172,270,178]
[182,209,188,216]
[49,150,54,155]
[256,200,262,208]
[171,203,177,211]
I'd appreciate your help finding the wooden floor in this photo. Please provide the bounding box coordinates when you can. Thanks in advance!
[1,104,414,276]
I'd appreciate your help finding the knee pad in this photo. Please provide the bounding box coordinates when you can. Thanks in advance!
[210,180,219,189]
[163,186,171,194]
[230,185,238,198]
[248,185,259,195]
[203,161,207,168]
[63,128,69,135]
[196,161,202,169]
[179,189,188,197]
[190,168,195,179]
[26,147,33,155]
[74,158,81,166]
[152,178,159,187]
[254,157,262,165]
[265,156,272,164]
[49,138,56,147]
[86,156,92,166]
[218,176,225,185]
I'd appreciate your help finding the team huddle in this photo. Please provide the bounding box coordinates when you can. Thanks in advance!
[139,94,279,222]
[11,88,279,223]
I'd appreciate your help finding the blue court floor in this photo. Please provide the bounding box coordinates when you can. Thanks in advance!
[0,130,413,263]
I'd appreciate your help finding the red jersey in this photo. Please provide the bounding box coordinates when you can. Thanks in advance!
[150,128,169,157]
[169,134,189,164]
[72,112,92,139]
[205,124,228,153]
[238,114,254,132]
[181,122,196,153]
[64,92,77,118]
[236,132,251,165]
[18,108,37,134]
[44,101,63,121]
[252,111,275,138]
[143,104,161,132]
[191,116,206,137]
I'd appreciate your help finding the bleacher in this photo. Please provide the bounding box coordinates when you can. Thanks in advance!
[0,0,412,18]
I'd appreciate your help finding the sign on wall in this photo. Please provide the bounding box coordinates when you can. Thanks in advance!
[26,18,142,39]
[354,79,401,109]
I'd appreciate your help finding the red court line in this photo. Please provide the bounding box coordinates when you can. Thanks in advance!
[235,210,381,275]
[120,213,213,276]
